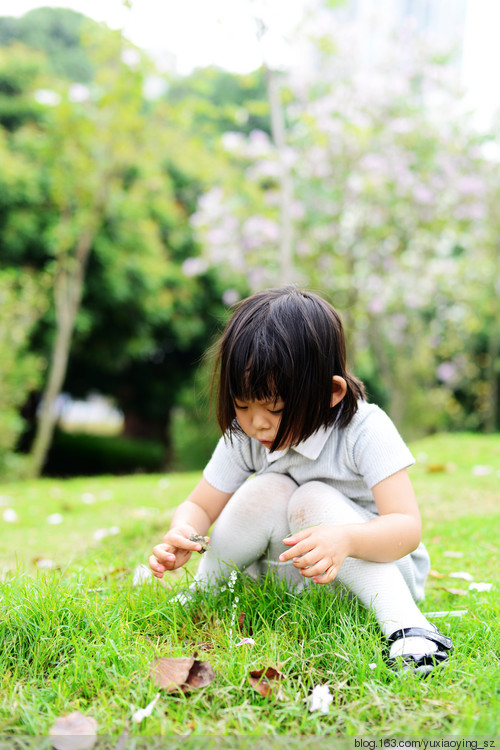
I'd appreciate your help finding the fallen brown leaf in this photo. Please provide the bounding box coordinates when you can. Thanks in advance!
[248,667,284,698]
[441,587,467,596]
[49,711,98,750]
[183,660,216,691]
[429,569,445,579]
[427,464,448,473]
[149,656,194,691]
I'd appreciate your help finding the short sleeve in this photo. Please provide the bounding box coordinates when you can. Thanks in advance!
[203,433,255,493]
[350,405,415,489]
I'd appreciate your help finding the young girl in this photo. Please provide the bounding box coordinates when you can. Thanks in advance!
[149,286,453,675]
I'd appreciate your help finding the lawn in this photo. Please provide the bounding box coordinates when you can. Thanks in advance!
[0,433,499,744]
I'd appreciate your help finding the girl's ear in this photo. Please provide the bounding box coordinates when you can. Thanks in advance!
[330,376,347,407]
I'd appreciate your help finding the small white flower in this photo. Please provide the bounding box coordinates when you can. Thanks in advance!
[133,564,153,586]
[368,663,377,670]
[309,684,333,714]
[3,508,18,523]
[131,693,160,723]
[236,638,255,647]
[81,493,95,504]
[47,513,63,525]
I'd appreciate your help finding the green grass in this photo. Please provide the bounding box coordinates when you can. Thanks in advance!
[0,433,499,741]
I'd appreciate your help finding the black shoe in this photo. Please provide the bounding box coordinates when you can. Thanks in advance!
[386,626,453,676]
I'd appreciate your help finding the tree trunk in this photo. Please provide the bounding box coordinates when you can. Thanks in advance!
[27,227,96,477]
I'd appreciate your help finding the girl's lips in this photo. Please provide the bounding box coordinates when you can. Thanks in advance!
[258,439,273,446]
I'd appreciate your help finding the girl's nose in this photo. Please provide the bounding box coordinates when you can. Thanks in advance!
[252,409,270,430]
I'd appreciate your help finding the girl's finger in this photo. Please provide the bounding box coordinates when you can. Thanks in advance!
[279,539,314,562]
[290,550,320,569]
[282,529,311,546]
[312,565,337,584]
[152,545,176,563]
[299,559,331,578]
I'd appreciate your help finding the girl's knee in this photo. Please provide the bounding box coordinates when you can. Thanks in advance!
[230,472,297,517]
[287,481,363,529]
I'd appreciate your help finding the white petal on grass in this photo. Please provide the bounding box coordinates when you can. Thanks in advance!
[309,684,333,714]
[468,582,493,592]
[133,564,153,586]
[47,513,63,525]
[81,493,96,505]
[131,693,160,723]
[449,572,474,581]
[236,638,255,646]
[3,508,19,523]
[93,529,109,541]
[368,663,377,670]
[472,465,492,476]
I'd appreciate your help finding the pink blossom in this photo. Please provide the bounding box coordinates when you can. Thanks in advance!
[436,362,457,383]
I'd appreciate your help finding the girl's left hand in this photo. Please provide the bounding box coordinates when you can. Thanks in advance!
[278,525,350,584]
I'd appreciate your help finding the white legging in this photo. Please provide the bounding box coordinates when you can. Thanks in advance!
[195,473,433,636]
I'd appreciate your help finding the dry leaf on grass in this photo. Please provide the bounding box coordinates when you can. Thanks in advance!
[441,587,467,596]
[149,655,215,692]
[149,656,195,691]
[248,667,285,699]
[49,711,98,750]
[182,660,216,691]
[429,569,445,579]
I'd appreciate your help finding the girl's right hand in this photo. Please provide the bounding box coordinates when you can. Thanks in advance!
[149,524,207,578]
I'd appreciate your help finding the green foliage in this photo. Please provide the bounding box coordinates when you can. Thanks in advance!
[0,44,46,130]
[0,7,95,82]
[0,269,47,475]
[167,66,270,138]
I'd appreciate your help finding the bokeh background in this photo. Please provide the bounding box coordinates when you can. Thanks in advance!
[1,0,499,480]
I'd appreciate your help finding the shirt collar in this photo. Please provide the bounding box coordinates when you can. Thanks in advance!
[265,423,335,463]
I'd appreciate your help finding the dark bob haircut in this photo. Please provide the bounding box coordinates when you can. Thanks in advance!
[213,286,365,451]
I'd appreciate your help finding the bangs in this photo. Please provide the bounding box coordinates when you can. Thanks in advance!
[227,349,291,407]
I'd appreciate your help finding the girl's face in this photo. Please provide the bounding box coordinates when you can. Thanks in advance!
[233,398,285,449]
